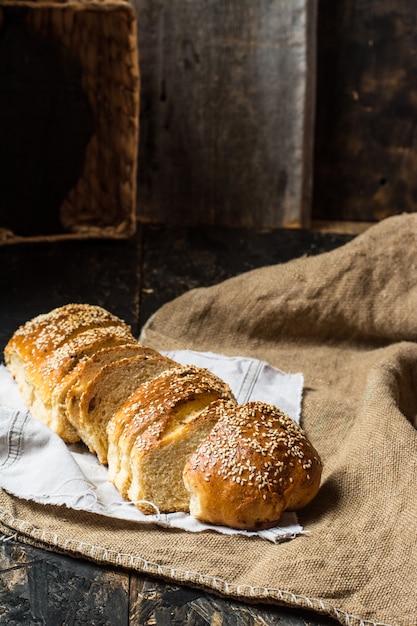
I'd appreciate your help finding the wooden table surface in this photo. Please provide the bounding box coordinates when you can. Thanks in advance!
[0,223,353,625]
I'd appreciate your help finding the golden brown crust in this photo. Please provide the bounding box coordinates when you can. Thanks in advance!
[4,303,130,366]
[33,326,136,399]
[183,400,323,530]
[127,365,235,457]
[4,304,135,441]
[107,365,236,502]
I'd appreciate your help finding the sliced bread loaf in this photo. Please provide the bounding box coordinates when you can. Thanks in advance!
[51,343,160,442]
[107,365,236,512]
[5,321,135,442]
[66,353,177,463]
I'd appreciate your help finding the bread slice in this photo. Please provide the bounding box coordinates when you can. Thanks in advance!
[5,319,135,442]
[50,343,160,442]
[106,365,236,512]
[4,304,131,398]
[66,354,177,463]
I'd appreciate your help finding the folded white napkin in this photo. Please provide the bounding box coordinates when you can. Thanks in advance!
[0,352,304,543]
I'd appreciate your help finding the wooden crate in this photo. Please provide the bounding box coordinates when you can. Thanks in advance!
[0,0,139,245]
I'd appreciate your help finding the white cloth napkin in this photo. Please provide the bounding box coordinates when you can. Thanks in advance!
[0,352,304,543]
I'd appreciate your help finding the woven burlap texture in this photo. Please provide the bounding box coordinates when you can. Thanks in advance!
[1,213,416,626]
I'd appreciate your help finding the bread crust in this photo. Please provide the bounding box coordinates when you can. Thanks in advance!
[107,365,236,504]
[5,303,131,367]
[183,400,323,530]
[4,304,135,441]
[67,354,177,463]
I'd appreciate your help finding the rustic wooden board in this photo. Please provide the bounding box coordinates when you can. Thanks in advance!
[134,0,317,229]
[313,0,417,222]
[0,539,130,624]
[0,538,338,625]
[129,574,339,625]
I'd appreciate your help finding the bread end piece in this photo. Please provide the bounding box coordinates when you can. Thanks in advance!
[183,400,323,531]
[3,304,135,442]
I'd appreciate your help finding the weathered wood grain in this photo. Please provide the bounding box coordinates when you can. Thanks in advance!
[0,539,129,625]
[134,0,317,229]
[313,0,417,222]
[0,537,337,625]
[129,575,338,625]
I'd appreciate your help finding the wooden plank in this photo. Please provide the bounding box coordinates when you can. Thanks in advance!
[311,219,374,235]
[0,536,337,625]
[129,574,339,625]
[139,223,353,329]
[134,0,317,229]
[313,0,417,222]
[0,539,129,625]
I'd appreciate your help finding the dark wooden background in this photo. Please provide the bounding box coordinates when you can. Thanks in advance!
[1,0,416,239]
[133,0,417,230]
[313,0,417,224]
[133,0,316,230]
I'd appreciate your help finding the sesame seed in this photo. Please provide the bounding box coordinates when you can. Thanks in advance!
[186,400,321,501]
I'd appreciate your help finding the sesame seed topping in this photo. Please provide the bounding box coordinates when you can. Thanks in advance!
[112,365,236,453]
[186,400,321,500]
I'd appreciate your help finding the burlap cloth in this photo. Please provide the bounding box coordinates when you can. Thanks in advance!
[1,213,416,626]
